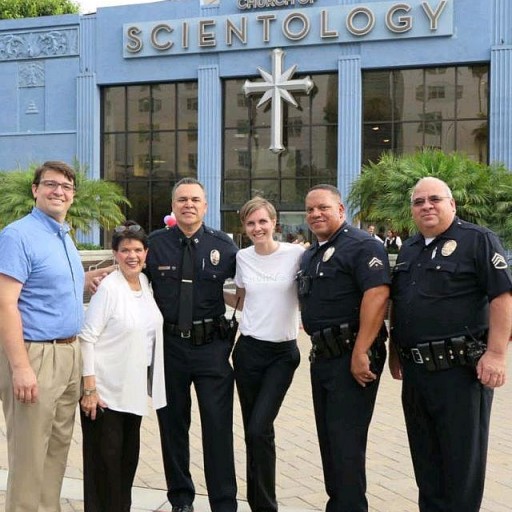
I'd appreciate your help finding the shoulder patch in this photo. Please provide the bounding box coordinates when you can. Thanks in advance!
[368,257,384,269]
[491,253,508,270]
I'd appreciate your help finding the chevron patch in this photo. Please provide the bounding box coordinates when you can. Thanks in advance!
[368,257,384,269]
[491,253,508,270]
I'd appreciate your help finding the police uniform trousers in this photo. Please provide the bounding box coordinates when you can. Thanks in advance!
[157,333,237,512]
[401,361,493,512]
[232,335,300,512]
[0,341,81,512]
[80,407,142,512]
[310,348,385,512]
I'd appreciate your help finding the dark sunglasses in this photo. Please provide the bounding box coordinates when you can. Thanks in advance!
[114,225,142,233]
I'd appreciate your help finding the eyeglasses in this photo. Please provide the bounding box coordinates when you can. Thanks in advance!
[411,195,452,207]
[114,225,142,233]
[39,180,75,192]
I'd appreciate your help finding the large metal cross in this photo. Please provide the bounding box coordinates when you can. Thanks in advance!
[243,48,314,154]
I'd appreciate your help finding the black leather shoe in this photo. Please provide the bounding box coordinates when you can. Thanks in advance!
[172,505,194,512]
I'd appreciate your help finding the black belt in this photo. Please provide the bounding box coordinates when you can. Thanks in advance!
[310,323,388,363]
[25,336,76,344]
[164,317,227,346]
[309,323,356,362]
[397,336,487,371]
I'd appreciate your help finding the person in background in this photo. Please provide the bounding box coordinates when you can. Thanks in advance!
[145,178,238,512]
[383,229,402,252]
[389,177,512,512]
[0,160,110,512]
[367,224,383,243]
[225,197,303,512]
[79,220,166,512]
[298,184,390,512]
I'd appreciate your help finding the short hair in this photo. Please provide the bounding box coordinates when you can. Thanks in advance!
[33,161,76,187]
[411,177,453,200]
[239,197,277,224]
[111,220,148,251]
[171,178,206,201]
[307,184,342,201]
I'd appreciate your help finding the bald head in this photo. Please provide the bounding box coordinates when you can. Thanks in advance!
[410,177,456,237]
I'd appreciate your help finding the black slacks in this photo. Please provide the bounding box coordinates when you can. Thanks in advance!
[401,362,493,512]
[233,335,300,512]
[310,344,386,512]
[157,334,237,512]
[81,407,142,512]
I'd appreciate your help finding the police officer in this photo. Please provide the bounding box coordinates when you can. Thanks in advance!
[298,184,390,512]
[389,177,512,512]
[145,178,238,512]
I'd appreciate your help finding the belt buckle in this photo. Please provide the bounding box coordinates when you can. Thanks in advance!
[180,330,192,339]
[410,348,424,364]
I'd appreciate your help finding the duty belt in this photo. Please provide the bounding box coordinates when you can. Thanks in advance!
[164,317,227,346]
[397,336,487,372]
[309,323,357,363]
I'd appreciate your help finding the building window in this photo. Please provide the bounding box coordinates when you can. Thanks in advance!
[362,65,489,164]
[187,97,198,111]
[101,82,198,237]
[223,74,338,244]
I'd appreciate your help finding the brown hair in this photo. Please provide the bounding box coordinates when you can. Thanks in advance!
[239,197,277,224]
[32,161,76,187]
[112,220,148,250]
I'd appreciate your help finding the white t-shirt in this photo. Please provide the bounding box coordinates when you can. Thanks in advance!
[235,242,304,342]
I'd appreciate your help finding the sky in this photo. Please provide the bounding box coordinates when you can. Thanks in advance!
[77,0,163,15]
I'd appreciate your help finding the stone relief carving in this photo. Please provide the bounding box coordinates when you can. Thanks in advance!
[0,29,78,61]
[19,62,45,87]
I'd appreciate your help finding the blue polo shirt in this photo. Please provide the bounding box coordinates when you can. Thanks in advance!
[0,207,85,340]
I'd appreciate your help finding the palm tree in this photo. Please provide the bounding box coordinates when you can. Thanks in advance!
[347,149,512,247]
[0,164,130,241]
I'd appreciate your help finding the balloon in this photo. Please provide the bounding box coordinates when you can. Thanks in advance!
[164,212,177,228]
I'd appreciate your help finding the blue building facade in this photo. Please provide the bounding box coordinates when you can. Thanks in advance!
[0,0,511,244]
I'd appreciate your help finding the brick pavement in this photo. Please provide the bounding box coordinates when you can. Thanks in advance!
[1,332,511,511]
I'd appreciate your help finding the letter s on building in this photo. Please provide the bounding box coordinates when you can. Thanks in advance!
[126,26,143,53]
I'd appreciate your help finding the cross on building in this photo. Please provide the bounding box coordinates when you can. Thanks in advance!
[243,48,314,154]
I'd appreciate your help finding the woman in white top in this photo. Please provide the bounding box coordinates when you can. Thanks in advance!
[383,229,402,252]
[79,221,166,512]
[227,197,304,512]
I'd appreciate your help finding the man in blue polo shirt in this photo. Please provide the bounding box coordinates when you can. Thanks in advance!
[0,161,99,512]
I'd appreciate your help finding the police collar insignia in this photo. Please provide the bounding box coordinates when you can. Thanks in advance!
[441,240,457,256]
[491,253,508,269]
[368,257,383,268]
[322,246,335,262]
[210,249,220,265]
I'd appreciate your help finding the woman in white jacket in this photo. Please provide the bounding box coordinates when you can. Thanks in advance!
[79,220,166,512]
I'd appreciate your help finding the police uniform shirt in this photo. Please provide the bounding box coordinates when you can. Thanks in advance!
[146,224,237,323]
[299,223,391,335]
[391,217,512,348]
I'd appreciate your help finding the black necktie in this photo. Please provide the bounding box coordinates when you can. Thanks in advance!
[178,238,194,333]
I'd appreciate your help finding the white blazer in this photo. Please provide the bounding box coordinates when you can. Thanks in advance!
[79,269,166,415]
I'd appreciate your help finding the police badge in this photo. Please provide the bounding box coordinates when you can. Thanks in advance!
[210,249,220,266]
[441,240,457,257]
[323,247,335,262]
